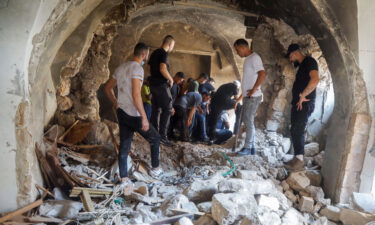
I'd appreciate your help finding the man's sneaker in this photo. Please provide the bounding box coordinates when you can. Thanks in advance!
[237,147,252,156]
[149,167,163,178]
[284,157,304,171]
[160,137,173,147]
[250,147,256,155]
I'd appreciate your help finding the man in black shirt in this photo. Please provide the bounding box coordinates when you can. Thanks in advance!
[285,44,320,171]
[208,81,240,141]
[148,35,175,146]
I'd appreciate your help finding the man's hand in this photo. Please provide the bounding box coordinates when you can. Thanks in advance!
[141,117,149,131]
[170,108,175,116]
[247,88,256,97]
[113,102,119,110]
[296,94,310,111]
[168,78,174,87]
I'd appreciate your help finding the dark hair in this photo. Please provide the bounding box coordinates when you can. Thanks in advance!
[175,72,186,78]
[201,91,210,96]
[198,73,209,80]
[134,42,149,57]
[163,35,174,45]
[234,39,249,47]
[209,77,215,82]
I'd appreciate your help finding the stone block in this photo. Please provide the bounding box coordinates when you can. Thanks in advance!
[197,201,212,213]
[284,190,297,203]
[298,196,314,213]
[305,170,322,186]
[286,171,310,192]
[281,137,291,153]
[281,208,306,225]
[319,205,340,222]
[339,208,375,225]
[304,142,320,157]
[175,217,194,225]
[194,215,217,225]
[183,176,222,203]
[236,170,262,180]
[160,194,198,216]
[217,178,274,195]
[256,195,280,211]
[351,192,375,214]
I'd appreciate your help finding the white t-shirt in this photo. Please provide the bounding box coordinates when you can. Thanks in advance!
[113,61,144,117]
[241,52,264,97]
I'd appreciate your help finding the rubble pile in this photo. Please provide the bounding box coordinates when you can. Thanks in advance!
[2,120,375,225]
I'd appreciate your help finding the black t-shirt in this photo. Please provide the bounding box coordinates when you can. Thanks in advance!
[148,48,169,86]
[292,56,318,105]
[212,83,238,104]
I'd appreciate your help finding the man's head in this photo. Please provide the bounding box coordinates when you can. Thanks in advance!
[174,71,185,84]
[134,42,150,61]
[202,92,211,102]
[234,39,251,58]
[208,77,215,85]
[197,73,209,84]
[162,35,175,52]
[286,43,303,66]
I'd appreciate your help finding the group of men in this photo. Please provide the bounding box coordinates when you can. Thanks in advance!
[104,35,319,185]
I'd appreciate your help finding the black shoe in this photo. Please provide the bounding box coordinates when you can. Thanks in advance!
[160,137,173,147]
[237,148,252,156]
[250,147,256,155]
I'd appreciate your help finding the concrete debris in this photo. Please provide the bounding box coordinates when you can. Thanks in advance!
[339,208,375,225]
[183,176,223,203]
[319,205,341,222]
[256,195,280,211]
[194,215,217,225]
[175,217,194,225]
[304,142,320,157]
[284,190,298,203]
[305,170,322,186]
[281,208,307,225]
[218,178,275,195]
[298,196,314,213]
[197,201,212,213]
[236,170,262,180]
[351,192,375,214]
[286,172,311,192]
[160,194,199,216]
[39,200,83,219]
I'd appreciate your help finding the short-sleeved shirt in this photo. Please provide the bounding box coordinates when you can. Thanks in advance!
[174,92,202,109]
[242,52,264,97]
[216,111,230,129]
[141,84,151,105]
[199,82,215,94]
[292,56,319,105]
[148,48,169,86]
[212,83,238,104]
[113,61,144,117]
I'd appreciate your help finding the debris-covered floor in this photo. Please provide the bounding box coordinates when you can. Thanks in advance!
[2,119,375,225]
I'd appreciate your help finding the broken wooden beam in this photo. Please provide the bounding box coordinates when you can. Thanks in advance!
[80,190,95,212]
[0,195,45,223]
[70,187,113,198]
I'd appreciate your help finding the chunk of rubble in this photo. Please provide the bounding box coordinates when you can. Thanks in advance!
[319,205,340,222]
[160,194,199,216]
[197,201,212,213]
[304,142,320,157]
[311,216,329,225]
[281,137,291,153]
[212,193,257,225]
[339,208,375,225]
[236,170,262,180]
[286,171,310,192]
[39,200,83,219]
[183,175,223,203]
[284,190,298,203]
[305,170,322,186]
[299,196,314,213]
[194,215,217,225]
[351,192,375,214]
[176,217,194,225]
[256,195,280,211]
[314,151,325,167]
[281,208,307,225]
[217,178,274,194]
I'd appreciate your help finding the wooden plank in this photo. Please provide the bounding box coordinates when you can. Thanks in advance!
[25,216,63,223]
[150,213,194,225]
[80,190,95,212]
[35,184,55,198]
[59,120,79,141]
[63,121,92,145]
[0,198,44,223]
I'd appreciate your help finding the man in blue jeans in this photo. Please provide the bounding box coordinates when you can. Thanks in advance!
[215,110,233,144]
[104,43,162,188]
[233,39,266,155]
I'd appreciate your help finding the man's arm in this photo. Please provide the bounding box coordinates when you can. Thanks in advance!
[297,70,319,110]
[132,78,149,131]
[160,63,174,86]
[186,107,196,127]
[247,70,266,97]
[104,78,118,108]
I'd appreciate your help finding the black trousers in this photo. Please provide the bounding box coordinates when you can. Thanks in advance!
[117,108,160,178]
[150,83,173,139]
[290,103,314,155]
[208,98,236,139]
[169,105,188,139]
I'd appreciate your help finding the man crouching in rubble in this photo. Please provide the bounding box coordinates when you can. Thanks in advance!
[104,43,163,187]
[284,44,320,171]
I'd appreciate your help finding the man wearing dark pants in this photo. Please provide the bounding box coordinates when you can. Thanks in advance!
[285,44,320,171]
[208,81,240,142]
[215,110,233,144]
[233,39,266,156]
[104,43,162,187]
[148,35,175,146]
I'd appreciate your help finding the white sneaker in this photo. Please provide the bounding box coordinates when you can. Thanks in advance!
[118,177,134,195]
[149,167,163,178]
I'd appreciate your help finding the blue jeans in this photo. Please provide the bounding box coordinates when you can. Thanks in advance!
[144,103,152,121]
[193,113,208,140]
[215,128,233,144]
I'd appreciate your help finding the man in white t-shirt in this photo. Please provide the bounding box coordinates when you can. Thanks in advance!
[104,43,162,187]
[234,39,266,156]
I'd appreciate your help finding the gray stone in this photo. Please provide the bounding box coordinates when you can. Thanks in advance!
[314,151,325,167]
[197,201,212,213]
[158,185,181,199]
[319,205,340,222]
[304,142,320,157]
[236,170,262,180]
[281,137,291,153]
[39,200,83,219]
[266,120,279,132]
[175,217,194,225]
[183,176,222,203]
[284,190,298,203]
[161,194,199,216]
[281,180,290,191]
[286,171,310,192]
[298,196,314,213]
[351,192,375,214]
[306,186,325,204]
[129,192,163,205]
[305,170,322,186]
[281,208,306,225]
[311,217,329,225]
[212,193,257,225]
[256,195,280,211]
[217,178,274,195]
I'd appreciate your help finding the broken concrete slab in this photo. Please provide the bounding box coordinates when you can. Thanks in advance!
[175,216,194,225]
[217,178,274,195]
[319,205,340,222]
[351,192,375,214]
[211,193,257,225]
[183,176,222,203]
[256,195,280,211]
[38,200,83,219]
[339,208,375,225]
[298,196,314,213]
[286,171,310,192]
[236,170,262,180]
